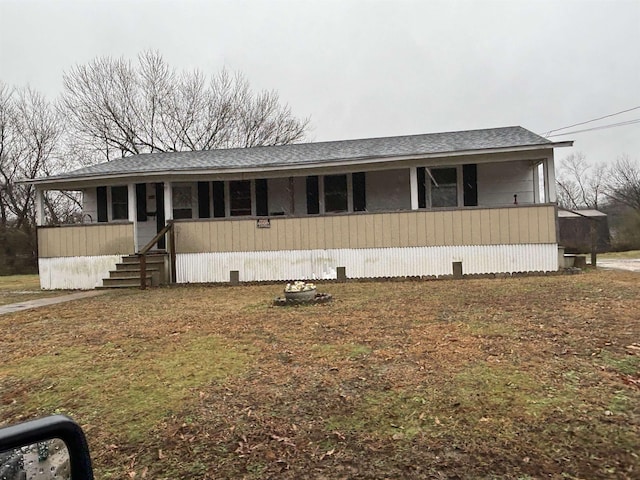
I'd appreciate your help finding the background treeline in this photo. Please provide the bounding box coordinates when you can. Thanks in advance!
[0,51,310,275]
[556,153,640,251]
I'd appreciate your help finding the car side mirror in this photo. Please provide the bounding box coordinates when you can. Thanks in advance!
[0,415,94,480]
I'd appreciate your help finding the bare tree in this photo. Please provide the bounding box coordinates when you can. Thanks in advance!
[556,152,607,210]
[0,83,73,270]
[0,84,66,229]
[606,155,640,211]
[60,51,310,162]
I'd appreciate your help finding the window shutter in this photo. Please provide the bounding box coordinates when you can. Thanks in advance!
[96,186,107,223]
[417,168,426,208]
[463,164,478,206]
[352,172,366,212]
[255,179,269,217]
[212,181,225,218]
[197,182,211,218]
[306,176,319,214]
[136,184,147,221]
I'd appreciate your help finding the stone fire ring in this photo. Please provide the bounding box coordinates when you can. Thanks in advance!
[273,292,333,306]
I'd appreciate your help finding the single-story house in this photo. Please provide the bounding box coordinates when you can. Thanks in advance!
[26,126,572,289]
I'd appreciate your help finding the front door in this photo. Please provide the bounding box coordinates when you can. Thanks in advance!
[134,183,166,251]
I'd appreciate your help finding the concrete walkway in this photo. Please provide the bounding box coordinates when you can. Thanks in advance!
[0,290,106,315]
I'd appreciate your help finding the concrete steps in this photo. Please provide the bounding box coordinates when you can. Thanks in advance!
[99,253,169,289]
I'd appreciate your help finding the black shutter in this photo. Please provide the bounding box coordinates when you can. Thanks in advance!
[212,181,225,218]
[197,182,211,218]
[97,186,107,222]
[306,176,319,214]
[353,172,366,212]
[255,179,268,216]
[155,183,165,249]
[417,168,426,208]
[463,164,478,206]
[136,184,147,221]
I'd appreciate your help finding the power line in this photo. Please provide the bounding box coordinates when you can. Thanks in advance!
[544,105,640,136]
[547,118,640,137]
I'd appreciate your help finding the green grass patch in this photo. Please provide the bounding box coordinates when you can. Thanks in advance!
[0,274,64,305]
[1,335,252,442]
[598,350,640,376]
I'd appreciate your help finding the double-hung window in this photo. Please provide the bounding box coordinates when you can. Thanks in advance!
[324,174,348,213]
[111,186,129,220]
[172,185,193,219]
[229,180,252,216]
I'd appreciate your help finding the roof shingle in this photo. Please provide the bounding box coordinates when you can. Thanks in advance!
[38,126,561,182]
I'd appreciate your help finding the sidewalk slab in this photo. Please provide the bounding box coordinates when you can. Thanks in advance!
[0,291,106,315]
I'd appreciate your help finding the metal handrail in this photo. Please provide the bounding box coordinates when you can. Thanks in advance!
[137,221,176,289]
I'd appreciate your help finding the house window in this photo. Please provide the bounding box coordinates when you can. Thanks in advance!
[430,167,458,208]
[324,174,348,213]
[172,185,193,219]
[111,186,128,220]
[230,180,252,216]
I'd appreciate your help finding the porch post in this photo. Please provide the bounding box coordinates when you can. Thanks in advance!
[533,163,541,204]
[128,183,139,252]
[543,155,557,203]
[410,167,419,210]
[35,187,45,226]
[164,181,173,221]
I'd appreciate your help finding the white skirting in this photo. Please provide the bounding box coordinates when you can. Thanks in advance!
[176,244,559,283]
[38,255,123,290]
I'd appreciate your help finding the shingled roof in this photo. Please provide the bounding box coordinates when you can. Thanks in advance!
[29,126,571,185]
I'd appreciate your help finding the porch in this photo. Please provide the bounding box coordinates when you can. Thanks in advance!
[36,204,558,288]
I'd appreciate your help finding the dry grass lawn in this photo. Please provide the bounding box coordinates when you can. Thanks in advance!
[0,274,63,306]
[1,270,639,479]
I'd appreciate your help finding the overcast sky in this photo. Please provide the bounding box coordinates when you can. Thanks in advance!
[1,0,639,166]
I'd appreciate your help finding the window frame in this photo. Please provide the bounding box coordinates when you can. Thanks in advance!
[228,180,253,217]
[419,166,463,209]
[110,186,129,221]
[172,184,194,219]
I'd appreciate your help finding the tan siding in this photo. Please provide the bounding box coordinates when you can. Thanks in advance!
[547,206,557,243]
[373,215,384,248]
[312,218,324,249]
[38,224,134,258]
[508,208,520,244]
[518,208,530,244]
[497,209,510,244]
[397,213,409,247]
[452,211,464,245]
[538,208,549,243]
[171,205,557,254]
[425,211,436,245]
[433,212,445,245]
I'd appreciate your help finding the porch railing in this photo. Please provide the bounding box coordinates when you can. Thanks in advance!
[137,221,176,289]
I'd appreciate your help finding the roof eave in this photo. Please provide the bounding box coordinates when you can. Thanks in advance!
[23,141,573,189]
